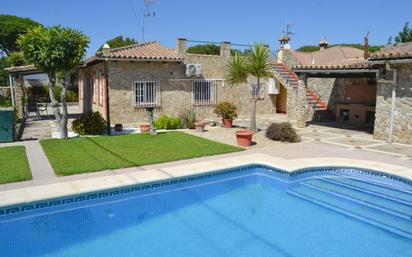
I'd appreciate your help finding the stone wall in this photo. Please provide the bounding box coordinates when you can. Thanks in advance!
[78,63,105,117]
[374,63,412,144]
[80,55,277,126]
[281,49,301,68]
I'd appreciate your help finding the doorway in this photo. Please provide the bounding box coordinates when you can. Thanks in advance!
[276,84,287,113]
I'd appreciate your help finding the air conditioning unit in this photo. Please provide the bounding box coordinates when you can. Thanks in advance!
[268,78,279,94]
[186,63,202,77]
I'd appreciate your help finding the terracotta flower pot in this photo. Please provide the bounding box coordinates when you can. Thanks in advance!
[236,130,254,146]
[139,122,150,133]
[114,124,123,132]
[195,121,205,132]
[223,118,233,128]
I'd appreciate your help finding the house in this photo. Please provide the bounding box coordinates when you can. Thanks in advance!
[273,34,412,144]
[78,39,277,126]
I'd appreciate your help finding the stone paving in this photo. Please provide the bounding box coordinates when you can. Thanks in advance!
[188,115,412,161]
[1,113,411,191]
[21,104,80,140]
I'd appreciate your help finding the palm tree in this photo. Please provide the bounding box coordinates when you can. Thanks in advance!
[226,43,273,131]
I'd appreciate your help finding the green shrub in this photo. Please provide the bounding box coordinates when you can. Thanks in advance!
[265,122,301,143]
[65,89,78,102]
[54,87,78,102]
[72,111,106,135]
[155,115,182,130]
[0,95,12,107]
[180,107,197,129]
[214,101,238,119]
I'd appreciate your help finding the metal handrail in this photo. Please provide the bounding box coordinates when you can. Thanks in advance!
[306,85,323,109]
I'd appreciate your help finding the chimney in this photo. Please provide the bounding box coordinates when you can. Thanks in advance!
[364,33,370,59]
[220,41,231,58]
[176,38,187,57]
[278,34,290,49]
[319,39,329,50]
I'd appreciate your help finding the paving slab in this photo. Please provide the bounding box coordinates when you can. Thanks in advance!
[23,140,57,181]
[323,137,378,147]
[365,143,412,157]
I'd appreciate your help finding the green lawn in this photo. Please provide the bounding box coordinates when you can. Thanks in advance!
[40,131,243,176]
[0,146,31,184]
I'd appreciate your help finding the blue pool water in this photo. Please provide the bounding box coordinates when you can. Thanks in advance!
[1,166,412,257]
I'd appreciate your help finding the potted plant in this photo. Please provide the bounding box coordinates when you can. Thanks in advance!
[114,124,123,132]
[214,102,238,128]
[194,121,205,132]
[236,129,254,146]
[139,122,150,133]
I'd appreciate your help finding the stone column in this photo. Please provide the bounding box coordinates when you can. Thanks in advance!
[220,41,231,59]
[296,78,308,128]
[176,38,187,57]
[13,74,25,119]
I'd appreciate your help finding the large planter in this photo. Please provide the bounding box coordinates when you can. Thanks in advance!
[114,124,123,132]
[139,122,150,133]
[236,130,254,146]
[223,118,233,128]
[195,121,205,132]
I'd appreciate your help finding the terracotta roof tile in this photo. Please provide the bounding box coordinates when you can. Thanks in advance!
[370,42,412,60]
[96,41,182,61]
[293,61,372,70]
[288,46,364,66]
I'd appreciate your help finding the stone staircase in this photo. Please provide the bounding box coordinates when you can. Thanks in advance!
[273,63,335,121]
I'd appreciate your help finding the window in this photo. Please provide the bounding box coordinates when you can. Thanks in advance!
[192,80,216,105]
[99,71,104,106]
[93,73,97,103]
[133,81,160,107]
[249,82,265,99]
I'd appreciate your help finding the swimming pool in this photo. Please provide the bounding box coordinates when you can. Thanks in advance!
[0,165,411,256]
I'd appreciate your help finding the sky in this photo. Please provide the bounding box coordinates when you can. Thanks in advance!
[2,0,412,57]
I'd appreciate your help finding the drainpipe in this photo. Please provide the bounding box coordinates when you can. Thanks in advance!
[8,74,15,108]
[385,63,397,143]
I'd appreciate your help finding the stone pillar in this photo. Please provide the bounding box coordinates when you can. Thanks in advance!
[220,41,231,59]
[296,79,308,128]
[176,38,187,57]
[13,74,25,119]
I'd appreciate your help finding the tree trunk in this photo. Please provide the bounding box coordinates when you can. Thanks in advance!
[48,71,63,135]
[60,71,70,139]
[250,99,257,131]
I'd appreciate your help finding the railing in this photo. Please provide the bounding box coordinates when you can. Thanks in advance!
[192,79,217,106]
[133,80,161,107]
[306,85,323,110]
[249,82,265,100]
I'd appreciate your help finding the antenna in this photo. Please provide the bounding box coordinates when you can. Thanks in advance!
[142,0,156,42]
[285,22,295,36]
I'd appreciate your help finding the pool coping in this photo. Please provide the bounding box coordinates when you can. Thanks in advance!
[0,153,411,208]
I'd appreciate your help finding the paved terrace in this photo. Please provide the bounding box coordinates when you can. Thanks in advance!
[1,113,411,193]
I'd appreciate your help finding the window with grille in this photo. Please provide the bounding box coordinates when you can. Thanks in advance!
[192,80,216,105]
[133,81,160,107]
[249,82,265,99]
[99,71,104,106]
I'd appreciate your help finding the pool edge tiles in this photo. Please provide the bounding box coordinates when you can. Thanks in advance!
[0,154,410,214]
[1,162,412,216]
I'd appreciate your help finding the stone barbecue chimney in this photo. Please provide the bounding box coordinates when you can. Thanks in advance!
[220,41,231,58]
[176,38,187,57]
